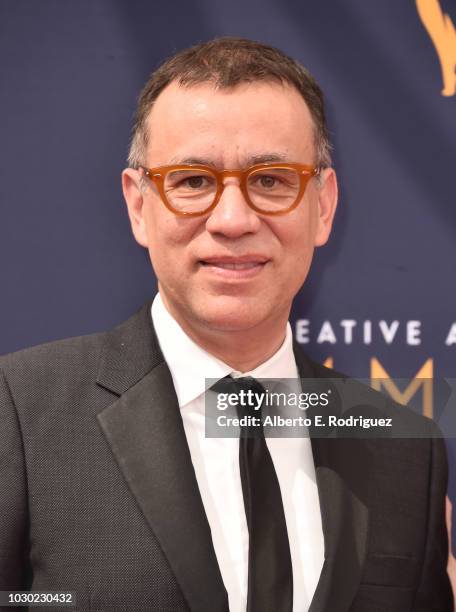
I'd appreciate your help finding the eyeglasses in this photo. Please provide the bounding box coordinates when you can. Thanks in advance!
[139,162,320,217]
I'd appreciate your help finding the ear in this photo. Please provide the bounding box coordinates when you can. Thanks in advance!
[121,168,149,248]
[314,167,338,247]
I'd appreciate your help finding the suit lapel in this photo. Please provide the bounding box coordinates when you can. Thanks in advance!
[294,344,370,612]
[96,303,229,612]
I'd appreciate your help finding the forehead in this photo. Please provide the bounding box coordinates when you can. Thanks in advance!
[145,80,316,166]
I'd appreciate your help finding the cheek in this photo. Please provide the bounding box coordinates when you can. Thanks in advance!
[273,214,317,288]
[144,205,191,248]
[143,209,202,272]
[275,210,317,259]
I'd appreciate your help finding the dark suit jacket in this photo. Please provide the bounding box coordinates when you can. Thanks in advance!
[0,302,453,611]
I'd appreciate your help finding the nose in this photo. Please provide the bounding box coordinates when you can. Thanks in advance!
[205,177,261,238]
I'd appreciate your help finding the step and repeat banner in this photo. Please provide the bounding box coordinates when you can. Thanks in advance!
[1,0,455,579]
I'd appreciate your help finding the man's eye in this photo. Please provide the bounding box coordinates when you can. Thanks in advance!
[165,172,216,196]
[169,174,213,189]
[184,176,207,189]
[256,175,279,189]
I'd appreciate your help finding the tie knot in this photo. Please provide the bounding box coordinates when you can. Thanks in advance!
[211,375,266,436]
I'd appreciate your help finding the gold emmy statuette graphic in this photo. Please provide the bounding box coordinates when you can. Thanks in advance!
[323,357,434,418]
[416,0,456,96]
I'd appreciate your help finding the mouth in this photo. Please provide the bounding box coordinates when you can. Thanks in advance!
[201,261,264,270]
[199,256,269,278]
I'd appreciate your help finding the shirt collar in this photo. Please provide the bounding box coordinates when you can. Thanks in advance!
[151,292,298,408]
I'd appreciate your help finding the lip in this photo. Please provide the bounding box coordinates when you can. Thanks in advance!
[198,255,270,279]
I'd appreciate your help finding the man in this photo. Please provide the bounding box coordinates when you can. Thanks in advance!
[0,37,453,611]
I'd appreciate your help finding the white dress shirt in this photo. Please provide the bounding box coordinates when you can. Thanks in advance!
[151,293,324,612]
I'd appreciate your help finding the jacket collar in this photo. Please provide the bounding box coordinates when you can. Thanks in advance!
[96,301,160,395]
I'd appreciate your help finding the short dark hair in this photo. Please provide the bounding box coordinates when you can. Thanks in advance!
[128,37,332,168]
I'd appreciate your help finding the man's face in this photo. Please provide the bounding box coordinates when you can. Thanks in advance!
[123,80,337,336]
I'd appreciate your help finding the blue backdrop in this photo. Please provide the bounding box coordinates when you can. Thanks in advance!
[1,0,455,554]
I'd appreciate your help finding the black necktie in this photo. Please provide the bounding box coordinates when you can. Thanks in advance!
[212,376,293,612]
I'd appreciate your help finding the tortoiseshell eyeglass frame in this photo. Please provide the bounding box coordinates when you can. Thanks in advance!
[138,162,321,217]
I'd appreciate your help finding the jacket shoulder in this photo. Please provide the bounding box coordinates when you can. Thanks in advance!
[0,301,156,401]
[0,327,108,374]
[0,301,153,368]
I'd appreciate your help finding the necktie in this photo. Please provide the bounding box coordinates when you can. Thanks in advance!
[212,376,293,612]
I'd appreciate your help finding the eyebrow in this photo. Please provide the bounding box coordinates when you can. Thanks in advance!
[248,153,290,165]
[167,152,290,167]
[169,156,215,166]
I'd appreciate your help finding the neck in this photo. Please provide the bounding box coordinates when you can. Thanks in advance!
[160,296,289,373]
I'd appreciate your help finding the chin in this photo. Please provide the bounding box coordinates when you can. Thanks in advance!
[191,297,273,333]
